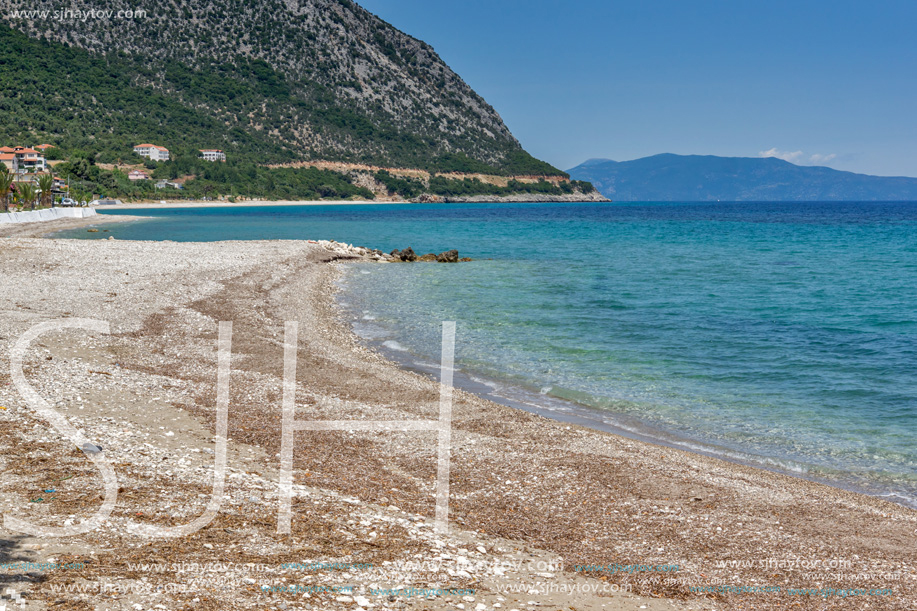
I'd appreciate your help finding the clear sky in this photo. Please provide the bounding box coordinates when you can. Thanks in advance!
[357,0,917,177]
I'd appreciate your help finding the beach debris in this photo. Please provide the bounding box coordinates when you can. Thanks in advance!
[81,442,103,454]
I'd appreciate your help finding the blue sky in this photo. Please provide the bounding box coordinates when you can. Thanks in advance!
[357,0,917,177]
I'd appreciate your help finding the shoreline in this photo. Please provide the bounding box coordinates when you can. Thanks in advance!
[0,211,149,238]
[25,207,913,511]
[96,196,610,210]
[11,211,917,510]
[0,233,913,609]
[348,308,916,512]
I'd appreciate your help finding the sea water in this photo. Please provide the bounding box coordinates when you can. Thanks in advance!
[77,201,917,507]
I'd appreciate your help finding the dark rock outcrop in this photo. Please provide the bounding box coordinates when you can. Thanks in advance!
[390,247,418,262]
[436,249,459,263]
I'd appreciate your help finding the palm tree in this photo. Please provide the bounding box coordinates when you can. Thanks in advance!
[0,166,13,212]
[37,173,54,208]
[17,182,38,210]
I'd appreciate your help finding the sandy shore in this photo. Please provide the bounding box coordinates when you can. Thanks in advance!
[0,230,913,610]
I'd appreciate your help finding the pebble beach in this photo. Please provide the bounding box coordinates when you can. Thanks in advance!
[0,215,914,611]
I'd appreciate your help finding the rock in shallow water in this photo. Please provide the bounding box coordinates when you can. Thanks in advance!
[390,247,418,262]
[436,249,459,263]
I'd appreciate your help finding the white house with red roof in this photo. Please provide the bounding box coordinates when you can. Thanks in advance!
[128,169,151,181]
[0,146,46,172]
[13,147,46,172]
[133,144,170,161]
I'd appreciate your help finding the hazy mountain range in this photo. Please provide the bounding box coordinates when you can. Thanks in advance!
[568,154,917,201]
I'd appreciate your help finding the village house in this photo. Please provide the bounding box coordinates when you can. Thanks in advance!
[155,179,182,190]
[133,144,170,161]
[128,169,150,181]
[0,146,47,172]
[199,149,226,162]
[0,153,18,173]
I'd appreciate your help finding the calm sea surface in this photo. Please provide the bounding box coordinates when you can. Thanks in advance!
[73,201,917,507]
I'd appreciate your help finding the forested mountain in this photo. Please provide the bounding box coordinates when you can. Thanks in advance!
[569,154,917,201]
[0,0,560,176]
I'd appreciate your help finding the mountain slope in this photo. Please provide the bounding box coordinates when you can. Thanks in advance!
[568,154,917,201]
[0,1,560,175]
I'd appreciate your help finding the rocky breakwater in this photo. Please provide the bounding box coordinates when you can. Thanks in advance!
[311,240,472,263]
[390,246,471,262]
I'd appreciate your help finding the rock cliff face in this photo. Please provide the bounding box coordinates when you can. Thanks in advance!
[1,0,559,174]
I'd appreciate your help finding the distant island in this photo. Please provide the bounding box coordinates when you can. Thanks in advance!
[568,153,917,201]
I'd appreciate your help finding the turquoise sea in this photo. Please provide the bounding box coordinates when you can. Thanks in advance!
[72,202,917,507]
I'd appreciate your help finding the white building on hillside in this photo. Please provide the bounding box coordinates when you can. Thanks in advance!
[199,149,226,162]
[1,146,46,172]
[133,144,170,161]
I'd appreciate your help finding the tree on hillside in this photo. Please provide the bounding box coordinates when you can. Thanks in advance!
[0,166,13,212]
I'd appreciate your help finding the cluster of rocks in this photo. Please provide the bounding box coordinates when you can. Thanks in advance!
[310,240,472,263]
[389,247,471,263]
